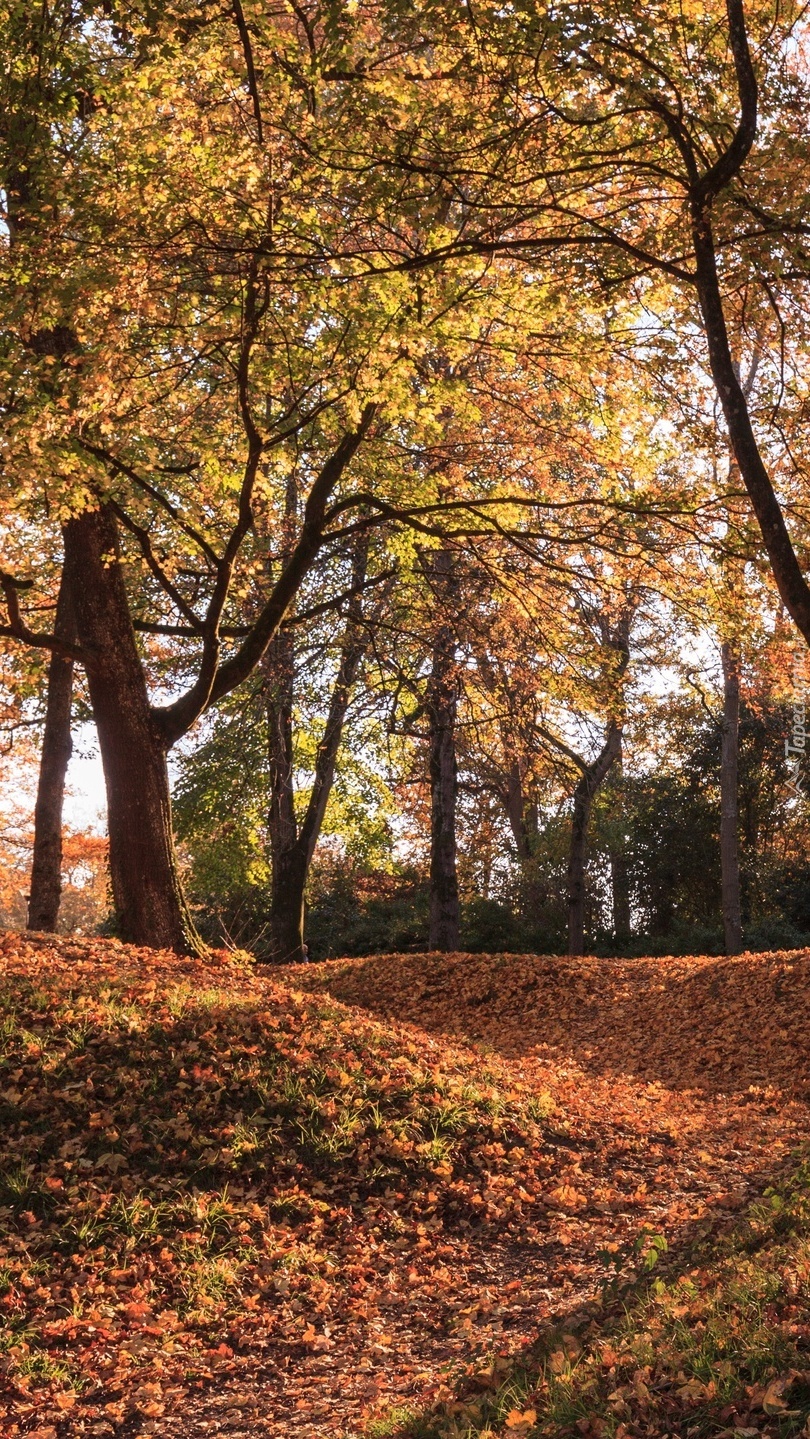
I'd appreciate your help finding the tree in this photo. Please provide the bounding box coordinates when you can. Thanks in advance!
[27,569,76,932]
[534,600,634,957]
[720,639,744,952]
[265,533,374,962]
[482,1,810,650]
[422,549,461,952]
[171,528,399,958]
[1,0,526,952]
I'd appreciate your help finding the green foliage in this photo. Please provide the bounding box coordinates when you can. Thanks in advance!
[174,687,810,962]
[308,879,564,961]
[173,680,402,951]
[173,690,271,900]
[586,701,810,954]
[307,869,430,959]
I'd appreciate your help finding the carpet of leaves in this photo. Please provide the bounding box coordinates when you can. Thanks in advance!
[2,941,810,1439]
[411,1155,810,1439]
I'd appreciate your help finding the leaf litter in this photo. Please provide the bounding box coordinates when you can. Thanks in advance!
[2,937,810,1437]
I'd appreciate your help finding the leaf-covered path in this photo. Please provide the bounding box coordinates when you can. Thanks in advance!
[2,940,810,1439]
[284,950,810,1430]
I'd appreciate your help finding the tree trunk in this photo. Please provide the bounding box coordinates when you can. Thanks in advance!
[63,506,204,955]
[608,738,631,946]
[504,757,539,861]
[426,551,460,952]
[720,640,744,954]
[269,843,308,966]
[610,849,632,947]
[567,723,621,958]
[265,620,301,961]
[265,534,370,962]
[692,208,810,648]
[27,569,76,931]
[567,780,591,958]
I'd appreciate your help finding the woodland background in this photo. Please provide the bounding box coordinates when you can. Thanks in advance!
[3,0,810,964]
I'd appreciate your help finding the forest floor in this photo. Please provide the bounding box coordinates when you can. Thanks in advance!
[3,940,810,1439]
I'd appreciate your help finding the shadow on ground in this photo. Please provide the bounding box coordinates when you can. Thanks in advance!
[286,948,810,1097]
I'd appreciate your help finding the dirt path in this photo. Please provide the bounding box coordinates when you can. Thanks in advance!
[147,949,810,1437]
[265,949,810,1436]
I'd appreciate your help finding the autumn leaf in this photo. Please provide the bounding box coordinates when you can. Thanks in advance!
[504,1408,537,1435]
[762,1371,806,1416]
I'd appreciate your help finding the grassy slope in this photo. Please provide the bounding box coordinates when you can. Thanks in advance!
[0,935,557,1437]
[3,938,810,1438]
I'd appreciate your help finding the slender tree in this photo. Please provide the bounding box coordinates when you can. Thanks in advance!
[27,568,76,932]
[720,640,744,953]
[266,535,372,962]
[565,723,624,958]
[607,741,632,947]
[423,550,461,952]
[498,1,810,649]
[532,601,633,957]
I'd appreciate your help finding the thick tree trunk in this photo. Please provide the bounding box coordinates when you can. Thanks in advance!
[720,641,744,954]
[269,843,308,965]
[426,551,460,952]
[28,570,76,931]
[63,507,204,954]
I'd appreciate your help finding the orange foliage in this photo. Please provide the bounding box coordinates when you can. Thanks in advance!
[0,804,108,934]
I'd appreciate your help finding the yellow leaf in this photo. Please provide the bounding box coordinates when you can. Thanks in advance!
[548,1184,587,1209]
[505,1409,537,1435]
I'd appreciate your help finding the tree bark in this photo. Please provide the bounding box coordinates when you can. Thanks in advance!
[567,782,591,959]
[720,640,744,954]
[269,843,308,966]
[27,569,76,931]
[266,535,370,962]
[610,848,632,947]
[63,506,204,955]
[608,737,631,946]
[503,757,539,862]
[685,7,810,650]
[265,619,300,961]
[564,607,631,958]
[425,551,460,952]
[567,722,622,958]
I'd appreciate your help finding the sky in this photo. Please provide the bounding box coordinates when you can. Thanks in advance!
[64,722,107,832]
